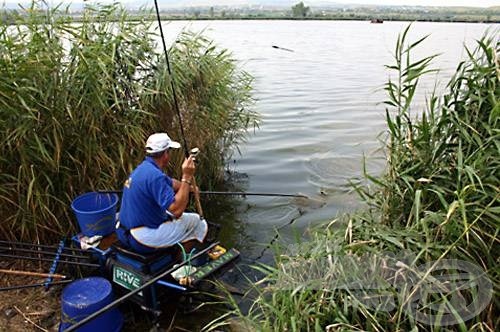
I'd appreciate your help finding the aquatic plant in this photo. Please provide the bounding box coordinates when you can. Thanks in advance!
[209,26,498,331]
[0,1,256,241]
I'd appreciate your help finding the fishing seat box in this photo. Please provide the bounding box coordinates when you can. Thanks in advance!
[106,242,180,313]
[111,242,177,274]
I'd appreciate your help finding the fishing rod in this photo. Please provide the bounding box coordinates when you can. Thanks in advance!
[98,189,307,199]
[0,268,67,279]
[0,279,73,292]
[153,0,188,158]
[64,242,218,332]
[0,245,91,260]
[0,253,99,268]
[153,0,205,218]
[0,240,88,253]
[202,191,307,198]
[188,148,204,217]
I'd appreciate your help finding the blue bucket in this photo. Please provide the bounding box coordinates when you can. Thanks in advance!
[59,277,123,332]
[71,192,118,237]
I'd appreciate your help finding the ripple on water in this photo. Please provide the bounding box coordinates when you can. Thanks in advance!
[245,202,301,227]
[305,151,386,191]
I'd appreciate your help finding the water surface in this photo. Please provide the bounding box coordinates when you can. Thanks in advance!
[159,20,496,259]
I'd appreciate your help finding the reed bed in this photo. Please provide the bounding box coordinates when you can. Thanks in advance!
[209,27,499,331]
[0,2,256,242]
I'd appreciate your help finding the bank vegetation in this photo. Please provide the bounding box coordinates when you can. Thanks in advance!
[0,2,257,242]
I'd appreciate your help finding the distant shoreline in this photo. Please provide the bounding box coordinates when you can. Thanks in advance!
[153,16,500,24]
[72,15,498,24]
[2,16,498,25]
[2,10,499,25]
[2,2,499,25]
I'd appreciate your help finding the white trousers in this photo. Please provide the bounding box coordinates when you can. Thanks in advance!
[130,213,208,248]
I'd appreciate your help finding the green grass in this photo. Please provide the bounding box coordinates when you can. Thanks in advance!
[0,2,257,242]
[208,25,499,331]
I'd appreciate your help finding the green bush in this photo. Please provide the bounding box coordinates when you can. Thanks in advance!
[0,2,256,241]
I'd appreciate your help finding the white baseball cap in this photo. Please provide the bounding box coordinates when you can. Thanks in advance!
[145,133,181,153]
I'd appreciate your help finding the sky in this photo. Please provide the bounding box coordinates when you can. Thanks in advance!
[318,0,500,7]
[121,1,500,8]
[148,1,500,7]
[4,0,500,8]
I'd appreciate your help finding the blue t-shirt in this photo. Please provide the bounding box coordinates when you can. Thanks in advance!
[119,157,175,229]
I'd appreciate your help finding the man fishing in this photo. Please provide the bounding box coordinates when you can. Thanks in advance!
[116,132,208,254]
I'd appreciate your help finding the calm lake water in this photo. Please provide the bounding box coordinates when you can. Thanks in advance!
[158,21,496,257]
[147,20,498,330]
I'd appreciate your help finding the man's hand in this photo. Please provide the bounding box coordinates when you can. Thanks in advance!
[181,155,196,180]
[169,155,196,219]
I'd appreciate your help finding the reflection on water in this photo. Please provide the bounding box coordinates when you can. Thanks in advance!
[148,20,497,330]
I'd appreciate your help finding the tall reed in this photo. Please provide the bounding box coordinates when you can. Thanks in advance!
[209,26,498,331]
[0,2,257,242]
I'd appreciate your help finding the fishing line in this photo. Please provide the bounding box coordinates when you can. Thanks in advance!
[98,189,309,199]
[153,0,189,158]
[253,207,305,261]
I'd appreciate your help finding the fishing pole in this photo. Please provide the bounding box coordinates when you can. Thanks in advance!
[153,0,205,218]
[0,279,73,292]
[63,242,218,332]
[0,253,99,268]
[0,245,91,260]
[0,268,67,279]
[189,148,204,217]
[99,189,307,199]
[153,0,189,158]
[202,191,307,198]
[0,240,88,253]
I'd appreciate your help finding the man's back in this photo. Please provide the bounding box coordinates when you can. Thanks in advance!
[119,157,175,230]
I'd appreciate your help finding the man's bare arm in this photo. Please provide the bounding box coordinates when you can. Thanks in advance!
[168,156,195,218]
